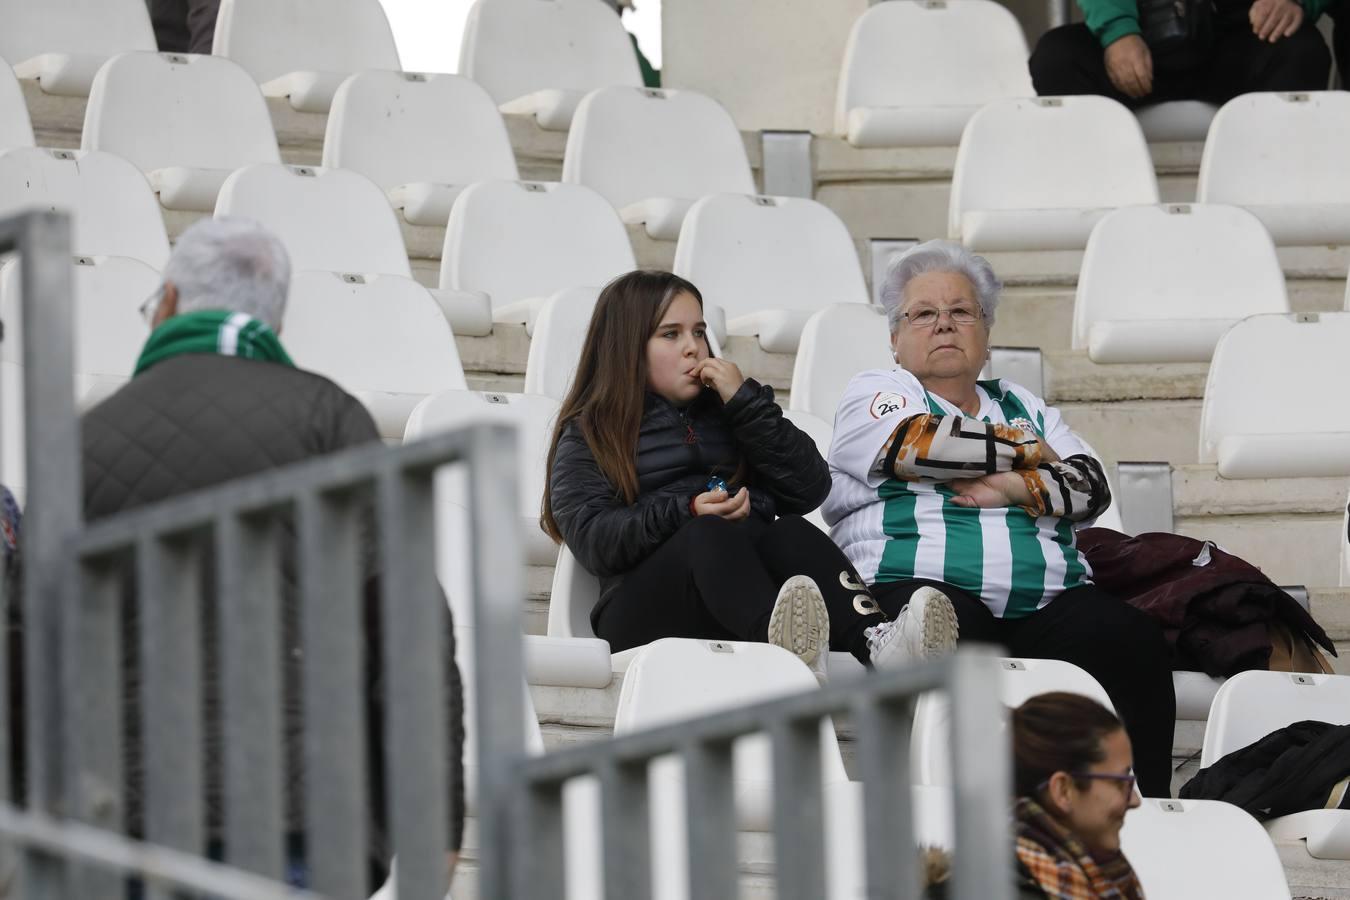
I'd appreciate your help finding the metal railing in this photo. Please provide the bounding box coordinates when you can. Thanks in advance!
[0,210,527,899]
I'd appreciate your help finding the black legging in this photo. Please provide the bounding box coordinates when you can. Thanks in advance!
[594,515,887,663]
[874,578,1177,798]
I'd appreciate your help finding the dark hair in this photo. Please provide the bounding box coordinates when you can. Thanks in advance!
[540,270,710,543]
[1011,692,1123,798]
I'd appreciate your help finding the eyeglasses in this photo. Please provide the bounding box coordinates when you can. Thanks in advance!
[1037,771,1137,795]
[900,306,982,329]
[139,284,165,325]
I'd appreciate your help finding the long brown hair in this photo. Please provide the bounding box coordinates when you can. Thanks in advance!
[540,270,711,543]
[1011,692,1123,798]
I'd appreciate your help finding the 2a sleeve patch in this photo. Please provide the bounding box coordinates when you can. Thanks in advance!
[869,391,907,419]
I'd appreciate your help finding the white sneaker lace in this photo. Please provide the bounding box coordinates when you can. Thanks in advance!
[864,617,901,657]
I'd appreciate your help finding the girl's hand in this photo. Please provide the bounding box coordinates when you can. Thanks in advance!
[690,357,746,404]
[692,486,750,520]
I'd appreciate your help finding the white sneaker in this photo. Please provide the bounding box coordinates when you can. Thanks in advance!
[767,575,830,684]
[865,586,958,670]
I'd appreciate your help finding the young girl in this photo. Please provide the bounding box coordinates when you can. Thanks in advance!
[541,270,954,677]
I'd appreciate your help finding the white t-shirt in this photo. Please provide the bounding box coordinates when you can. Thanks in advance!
[825,367,1094,619]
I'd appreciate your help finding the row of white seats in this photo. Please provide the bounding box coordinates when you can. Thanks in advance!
[1,0,644,125]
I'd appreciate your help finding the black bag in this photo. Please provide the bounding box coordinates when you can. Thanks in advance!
[1137,0,1215,69]
[1180,720,1350,819]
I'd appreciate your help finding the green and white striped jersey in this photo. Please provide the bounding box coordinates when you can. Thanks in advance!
[824,368,1094,619]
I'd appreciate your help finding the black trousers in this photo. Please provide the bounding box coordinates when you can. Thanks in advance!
[1029,18,1331,107]
[873,579,1177,798]
[594,515,886,662]
[146,0,221,54]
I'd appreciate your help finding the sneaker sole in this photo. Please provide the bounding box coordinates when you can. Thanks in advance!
[767,576,830,668]
[912,586,959,658]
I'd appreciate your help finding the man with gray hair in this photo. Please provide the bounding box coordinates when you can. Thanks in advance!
[80,216,464,890]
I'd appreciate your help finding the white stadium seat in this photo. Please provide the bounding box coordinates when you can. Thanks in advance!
[280,272,467,440]
[0,147,170,268]
[439,180,634,336]
[522,286,600,402]
[1200,671,1350,859]
[215,164,411,278]
[212,0,401,113]
[0,59,34,149]
[1073,204,1288,364]
[672,194,869,353]
[835,0,1032,147]
[323,71,519,227]
[0,0,155,97]
[562,87,755,241]
[1199,312,1350,478]
[913,657,1114,787]
[1197,91,1350,245]
[0,255,155,407]
[788,302,893,421]
[1121,798,1292,899]
[1134,100,1217,143]
[949,96,1159,251]
[459,0,642,131]
[83,52,281,212]
[1,362,24,503]
[1342,494,1349,588]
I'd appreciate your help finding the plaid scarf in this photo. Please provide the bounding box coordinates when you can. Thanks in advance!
[134,310,293,376]
[1014,797,1145,900]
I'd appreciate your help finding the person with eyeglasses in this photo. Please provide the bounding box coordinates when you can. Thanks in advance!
[1012,692,1144,899]
[824,239,1175,796]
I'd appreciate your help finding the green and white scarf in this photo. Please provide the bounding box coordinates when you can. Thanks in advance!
[134,310,294,376]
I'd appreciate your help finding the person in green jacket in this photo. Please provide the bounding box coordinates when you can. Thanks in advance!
[1029,0,1332,107]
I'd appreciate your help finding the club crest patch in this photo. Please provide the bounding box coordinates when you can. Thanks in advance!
[1009,416,1038,435]
[869,391,907,419]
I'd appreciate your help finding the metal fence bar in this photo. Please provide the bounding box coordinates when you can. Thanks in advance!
[6,212,78,834]
[518,780,565,900]
[948,650,1012,900]
[464,425,526,900]
[216,513,284,882]
[63,559,126,900]
[770,717,826,900]
[598,758,651,900]
[681,738,737,900]
[137,532,206,900]
[855,695,919,900]
[375,465,448,900]
[296,489,367,899]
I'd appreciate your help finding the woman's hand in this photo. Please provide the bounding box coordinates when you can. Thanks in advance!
[949,471,1033,509]
[690,357,746,404]
[692,485,751,520]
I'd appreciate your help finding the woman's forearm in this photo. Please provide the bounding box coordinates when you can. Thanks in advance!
[878,413,1043,482]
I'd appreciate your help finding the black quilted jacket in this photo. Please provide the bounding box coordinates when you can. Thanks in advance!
[549,378,831,610]
[80,352,465,863]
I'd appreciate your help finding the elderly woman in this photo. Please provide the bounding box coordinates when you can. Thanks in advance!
[825,240,1175,797]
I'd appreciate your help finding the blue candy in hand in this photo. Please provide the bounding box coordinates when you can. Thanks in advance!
[706,476,729,495]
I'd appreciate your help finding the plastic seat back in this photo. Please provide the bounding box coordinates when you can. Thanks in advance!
[523,286,600,402]
[215,164,411,277]
[83,52,279,175]
[459,0,640,105]
[1121,798,1291,899]
[1199,312,1350,478]
[0,60,34,150]
[835,0,1031,143]
[949,96,1158,249]
[323,71,518,192]
[440,180,633,313]
[0,148,170,268]
[282,272,466,438]
[1200,671,1350,767]
[0,0,154,69]
[1073,204,1288,364]
[673,193,868,320]
[914,657,1114,786]
[788,303,894,421]
[212,0,399,85]
[563,87,754,211]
